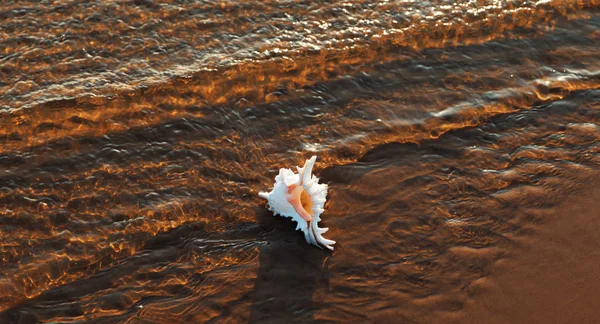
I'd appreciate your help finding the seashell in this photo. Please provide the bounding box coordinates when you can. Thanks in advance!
[259,156,335,250]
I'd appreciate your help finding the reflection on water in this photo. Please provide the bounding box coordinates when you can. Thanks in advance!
[1,0,599,322]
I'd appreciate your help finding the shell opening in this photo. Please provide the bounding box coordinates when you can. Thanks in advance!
[300,188,314,215]
[287,184,314,222]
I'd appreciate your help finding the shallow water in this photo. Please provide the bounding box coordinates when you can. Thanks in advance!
[1,1,599,323]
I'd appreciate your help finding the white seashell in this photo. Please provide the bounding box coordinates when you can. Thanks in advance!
[259,156,335,250]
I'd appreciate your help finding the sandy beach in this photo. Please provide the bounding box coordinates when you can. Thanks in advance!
[458,173,600,323]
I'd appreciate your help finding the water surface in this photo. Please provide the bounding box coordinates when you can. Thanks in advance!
[1,1,599,323]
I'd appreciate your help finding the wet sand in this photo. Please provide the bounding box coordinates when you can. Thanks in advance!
[456,173,600,323]
[1,1,599,322]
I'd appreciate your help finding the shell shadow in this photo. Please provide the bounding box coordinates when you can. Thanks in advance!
[249,207,331,323]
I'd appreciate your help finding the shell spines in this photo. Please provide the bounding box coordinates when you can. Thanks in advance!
[258,156,334,250]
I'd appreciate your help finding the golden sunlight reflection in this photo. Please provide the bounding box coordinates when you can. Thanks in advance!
[1,0,600,322]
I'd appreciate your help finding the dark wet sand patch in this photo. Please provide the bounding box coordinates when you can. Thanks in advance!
[453,173,600,323]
